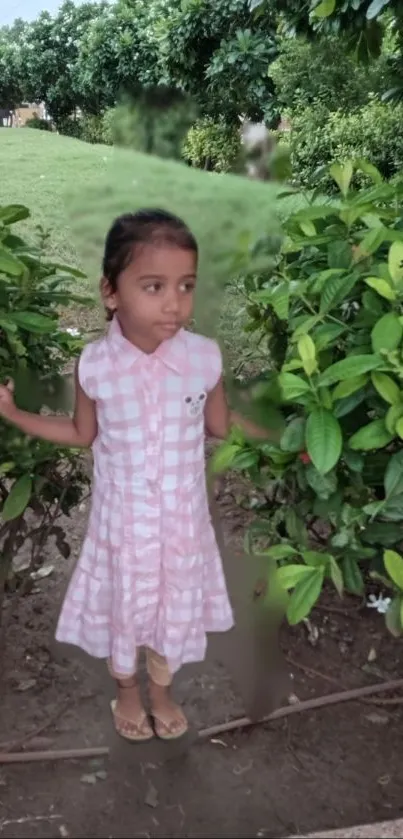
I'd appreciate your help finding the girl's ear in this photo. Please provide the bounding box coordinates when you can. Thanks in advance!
[100,276,116,317]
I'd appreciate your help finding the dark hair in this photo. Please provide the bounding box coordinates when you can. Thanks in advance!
[102,207,198,292]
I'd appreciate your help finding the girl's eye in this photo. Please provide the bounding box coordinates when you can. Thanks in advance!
[145,283,161,293]
[180,281,195,293]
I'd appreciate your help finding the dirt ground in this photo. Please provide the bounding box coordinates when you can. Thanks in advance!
[1,486,403,839]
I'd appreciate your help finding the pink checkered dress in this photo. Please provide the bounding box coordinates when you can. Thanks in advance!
[55,316,233,676]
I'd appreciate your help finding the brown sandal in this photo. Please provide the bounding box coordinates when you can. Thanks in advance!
[151,709,188,741]
[110,699,154,743]
[109,672,154,743]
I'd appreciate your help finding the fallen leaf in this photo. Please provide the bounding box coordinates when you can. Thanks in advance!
[16,678,37,692]
[80,773,97,785]
[365,711,389,725]
[145,780,159,808]
[31,565,54,580]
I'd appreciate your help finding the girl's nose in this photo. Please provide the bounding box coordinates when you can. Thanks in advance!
[163,292,180,313]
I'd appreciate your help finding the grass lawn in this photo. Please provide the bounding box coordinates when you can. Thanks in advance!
[0,129,285,359]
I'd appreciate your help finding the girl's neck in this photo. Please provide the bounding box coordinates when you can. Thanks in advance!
[115,314,162,355]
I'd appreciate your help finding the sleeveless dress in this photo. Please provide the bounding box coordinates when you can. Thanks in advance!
[55,316,234,676]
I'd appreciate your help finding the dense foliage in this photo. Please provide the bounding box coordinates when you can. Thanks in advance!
[287,99,403,190]
[215,160,403,632]
[0,204,91,615]
[182,118,241,172]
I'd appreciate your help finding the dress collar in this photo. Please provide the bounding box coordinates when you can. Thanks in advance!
[107,315,187,375]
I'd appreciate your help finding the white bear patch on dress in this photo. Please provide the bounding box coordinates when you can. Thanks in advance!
[184,392,207,418]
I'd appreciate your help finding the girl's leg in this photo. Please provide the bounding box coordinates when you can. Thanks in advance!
[108,658,153,742]
[146,648,188,740]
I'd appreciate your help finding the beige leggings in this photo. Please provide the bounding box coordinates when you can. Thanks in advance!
[108,648,172,686]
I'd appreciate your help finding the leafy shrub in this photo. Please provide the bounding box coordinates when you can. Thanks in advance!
[183,117,241,172]
[0,203,92,624]
[289,99,403,190]
[103,99,196,160]
[215,160,403,631]
[271,36,387,115]
[80,114,110,145]
[25,115,52,132]
[55,115,83,139]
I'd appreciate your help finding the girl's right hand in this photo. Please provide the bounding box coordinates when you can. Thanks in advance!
[0,380,16,418]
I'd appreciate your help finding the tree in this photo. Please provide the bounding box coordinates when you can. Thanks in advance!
[0,20,27,110]
[75,0,165,115]
[19,0,105,121]
[271,35,388,115]
[162,0,279,124]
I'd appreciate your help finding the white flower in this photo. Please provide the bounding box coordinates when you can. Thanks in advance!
[367,593,392,614]
[65,327,80,337]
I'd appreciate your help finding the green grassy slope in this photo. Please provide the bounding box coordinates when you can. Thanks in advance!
[0,130,283,348]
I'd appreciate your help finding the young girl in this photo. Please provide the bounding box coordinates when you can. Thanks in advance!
[0,209,259,743]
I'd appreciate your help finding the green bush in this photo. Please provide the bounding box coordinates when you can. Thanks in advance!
[102,100,196,160]
[182,117,241,173]
[25,116,52,132]
[214,161,403,636]
[55,115,83,139]
[271,36,387,115]
[289,99,403,190]
[0,204,92,614]
[80,114,110,145]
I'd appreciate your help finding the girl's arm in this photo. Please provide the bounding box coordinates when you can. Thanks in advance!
[0,360,97,448]
[205,377,272,441]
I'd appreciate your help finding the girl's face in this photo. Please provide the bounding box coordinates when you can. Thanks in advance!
[102,243,197,352]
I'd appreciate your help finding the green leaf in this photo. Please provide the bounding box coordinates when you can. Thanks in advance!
[355,159,383,184]
[384,549,403,591]
[276,564,313,590]
[0,245,25,277]
[388,241,403,285]
[2,474,32,521]
[363,521,403,546]
[306,408,342,475]
[366,0,390,20]
[319,355,382,387]
[365,276,396,301]
[358,226,387,256]
[396,417,403,439]
[286,568,325,625]
[386,403,403,434]
[0,204,30,225]
[211,443,240,473]
[329,556,344,597]
[302,550,332,567]
[333,375,368,400]
[271,281,289,320]
[0,461,15,476]
[319,272,357,314]
[343,449,364,472]
[306,465,337,499]
[299,220,316,237]
[265,544,298,561]
[278,372,311,400]
[349,419,393,451]
[298,334,317,376]
[280,417,306,453]
[384,451,403,498]
[327,240,352,270]
[312,0,335,17]
[371,372,401,405]
[342,556,364,595]
[9,312,57,334]
[371,312,403,353]
[329,161,353,197]
[313,323,345,352]
[385,597,403,637]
